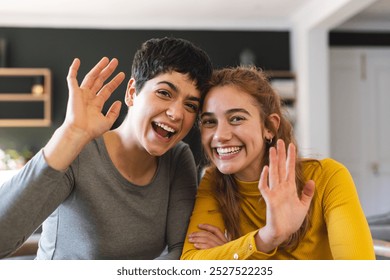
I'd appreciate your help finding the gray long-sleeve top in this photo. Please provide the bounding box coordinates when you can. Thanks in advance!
[0,138,197,259]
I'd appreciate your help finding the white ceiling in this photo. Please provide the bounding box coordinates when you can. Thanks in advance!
[337,0,390,31]
[0,0,389,31]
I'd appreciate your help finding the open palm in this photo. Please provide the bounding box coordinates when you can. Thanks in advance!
[64,57,125,141]
[258,140,315,249]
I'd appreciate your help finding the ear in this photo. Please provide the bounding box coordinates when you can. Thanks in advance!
[264,113,281,139]
[124,78,137,106]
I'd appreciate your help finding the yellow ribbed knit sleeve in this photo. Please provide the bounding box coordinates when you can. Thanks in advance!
[311,159,375,259]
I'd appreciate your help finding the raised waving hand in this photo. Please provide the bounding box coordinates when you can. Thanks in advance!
[43,57,125,171]
[65,57,125,139]
[256,139,315,253]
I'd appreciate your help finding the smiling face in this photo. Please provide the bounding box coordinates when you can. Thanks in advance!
[200,85,274,181]
[126,71,200,156]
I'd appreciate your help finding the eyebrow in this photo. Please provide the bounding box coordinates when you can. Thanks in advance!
[157,81,200,103]
[200,112,214,119]
[226,108,252,116]
[201,108,251,119]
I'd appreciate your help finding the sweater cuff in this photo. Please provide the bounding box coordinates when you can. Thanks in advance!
[230,231,278,260]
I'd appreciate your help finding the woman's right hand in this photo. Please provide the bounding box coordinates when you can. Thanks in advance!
[256,139,315,253]
[64,57,125,141]
[43,57,125,171]
[187,224,229,249]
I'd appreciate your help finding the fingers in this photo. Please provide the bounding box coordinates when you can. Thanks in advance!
[96,71,126,105]
[188,224,228,250]
[286,142,296,182]
[80,57,110,89]
[67,56,125,108]
[277,140,286,179]
[301,180,315,205]
[105,100,122,127]
[89,58,121,94]
[197,224,227,242]
[268,146,278,188]
[66,58,81,91]
[67,57,122,93]
[268,140,296,189]
[188,233,223,249]
[258,165,269,196]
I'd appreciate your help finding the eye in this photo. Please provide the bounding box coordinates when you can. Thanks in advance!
[156,90,171,99]
[185,102,199,113]
[230,115,246,124]
[200,117,217,128]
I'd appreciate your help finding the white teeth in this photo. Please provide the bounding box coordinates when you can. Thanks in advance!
[155,122,176,133]
[216,147,241,155]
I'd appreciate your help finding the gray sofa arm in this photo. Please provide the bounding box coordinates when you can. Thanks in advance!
[373,239,390,258]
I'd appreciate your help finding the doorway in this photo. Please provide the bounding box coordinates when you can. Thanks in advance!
[330,47,390,217]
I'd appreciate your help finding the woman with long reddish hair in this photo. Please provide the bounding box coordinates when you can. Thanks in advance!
[181,66,375,260]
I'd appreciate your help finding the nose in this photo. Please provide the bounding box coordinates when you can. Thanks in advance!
[212,120,232,142]
[166,101,184,121]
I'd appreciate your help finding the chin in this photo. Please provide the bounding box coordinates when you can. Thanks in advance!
[145,145,169,157]
[148,149,168,157]
[215,165,238,175]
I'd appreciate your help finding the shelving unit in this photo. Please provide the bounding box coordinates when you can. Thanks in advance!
[0,68,51,127]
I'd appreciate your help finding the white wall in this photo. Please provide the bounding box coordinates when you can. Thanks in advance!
[290,0,377,158]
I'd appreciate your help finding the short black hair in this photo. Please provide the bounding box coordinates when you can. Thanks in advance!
[131,37,213,97]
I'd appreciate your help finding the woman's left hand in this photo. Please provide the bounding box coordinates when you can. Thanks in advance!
[256,139,315,252]
[188,224,228,249]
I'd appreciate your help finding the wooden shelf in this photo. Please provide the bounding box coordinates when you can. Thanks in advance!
[265,70,295,79]
[0,68,51,127]
[0,119,51,127]
[0,94,49,101]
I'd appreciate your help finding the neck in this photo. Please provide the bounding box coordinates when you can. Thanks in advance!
[104,127,158,186]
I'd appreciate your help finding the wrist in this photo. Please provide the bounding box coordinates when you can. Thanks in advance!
[60,123,94,145]
[255,227,281,253]
[43,124,93,171]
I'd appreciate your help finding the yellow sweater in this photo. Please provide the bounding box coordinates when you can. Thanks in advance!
[181,158,375,260]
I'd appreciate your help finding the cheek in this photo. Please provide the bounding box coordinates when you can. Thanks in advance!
[200,129,214,152]
[248,132,266,153]
[200,128,209,145]
[182,113,197,131]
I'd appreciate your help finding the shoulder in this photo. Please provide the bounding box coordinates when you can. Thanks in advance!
[302,158,349,178]
[197,167,214,193]
[303,158,355,196]
[71,137,110,173]
[79,136,105,156]
[171,141,191,153]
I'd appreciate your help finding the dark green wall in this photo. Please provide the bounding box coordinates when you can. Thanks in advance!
[330,31,390,46]
[0,27,290,155]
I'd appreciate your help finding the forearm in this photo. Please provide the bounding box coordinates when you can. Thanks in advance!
[43,124,92,171]
[0,151,72,258]
[181,231,276,260]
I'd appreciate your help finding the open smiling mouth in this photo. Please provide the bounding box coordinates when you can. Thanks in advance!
[215,146,242,156]
[152,122,177,139]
